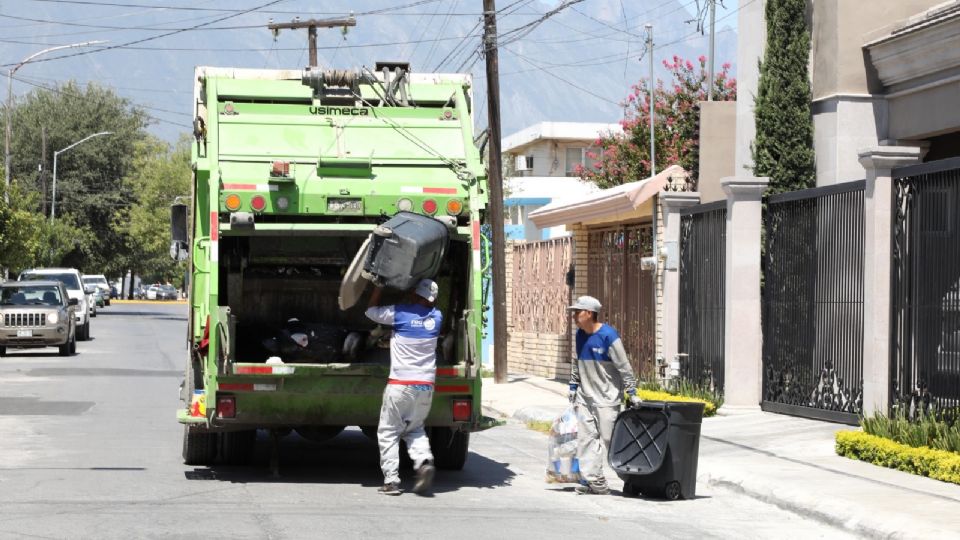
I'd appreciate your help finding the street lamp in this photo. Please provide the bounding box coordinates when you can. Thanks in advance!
[4,40,107,203]
[50,131,112,221]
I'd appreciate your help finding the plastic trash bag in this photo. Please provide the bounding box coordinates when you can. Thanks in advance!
[545,405,582,484]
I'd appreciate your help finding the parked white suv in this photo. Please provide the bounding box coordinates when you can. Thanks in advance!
[83,274,111,306]
[18,268,91,341]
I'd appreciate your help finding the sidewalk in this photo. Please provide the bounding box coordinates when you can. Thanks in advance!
[481,374,960,539]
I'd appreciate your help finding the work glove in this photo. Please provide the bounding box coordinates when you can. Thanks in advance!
[625,390,642,408]
[568,383,578,404]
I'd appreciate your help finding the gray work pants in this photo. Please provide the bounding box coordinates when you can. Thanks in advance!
[576,399,620,485]
[378,384,434,484]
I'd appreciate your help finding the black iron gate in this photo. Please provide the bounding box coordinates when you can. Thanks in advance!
[678,201,726,393]
[892,157,960,417]
[587,223,655,378]
[761,181,864,424]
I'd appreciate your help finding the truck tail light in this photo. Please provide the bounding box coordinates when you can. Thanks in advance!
[446,199,463,215]
[452,398,471,422]
[217,395,236,418]
[422,199,437,214]
[251,195,266,212]
[225,194,241,211]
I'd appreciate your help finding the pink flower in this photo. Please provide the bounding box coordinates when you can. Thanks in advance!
[685,60,693,70]
[722,62,731,70]
[698,55,706,64]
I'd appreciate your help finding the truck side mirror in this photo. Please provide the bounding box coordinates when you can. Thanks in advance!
[170,203,188,244]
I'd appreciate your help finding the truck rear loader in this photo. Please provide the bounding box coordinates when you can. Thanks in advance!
[174,62,489,470]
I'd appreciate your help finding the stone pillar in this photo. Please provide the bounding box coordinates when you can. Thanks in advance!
[721,176,768,409]
[659,191,701,379]
[858,146,921,416]
[734,0,766,177]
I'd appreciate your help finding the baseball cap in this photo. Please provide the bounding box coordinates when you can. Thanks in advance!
[415,278,439,303]
[568,295,602,312]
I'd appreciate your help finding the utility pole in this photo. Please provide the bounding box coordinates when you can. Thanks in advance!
[707,0,716,101]
[40,126,46,216]
[483,0,508,384]
[646,24,656,175]
[267,15,356,67]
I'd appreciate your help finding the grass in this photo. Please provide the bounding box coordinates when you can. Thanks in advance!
[860,410,960,453]
[526,420,553,433]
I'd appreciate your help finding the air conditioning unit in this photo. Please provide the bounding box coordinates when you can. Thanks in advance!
[515,155,531,172]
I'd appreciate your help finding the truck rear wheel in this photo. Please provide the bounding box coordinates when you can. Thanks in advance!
[429,427,469,470]
[182,426,218,465]
[221,430,257,465]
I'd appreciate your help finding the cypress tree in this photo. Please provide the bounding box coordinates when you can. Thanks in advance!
[752,0,815,195]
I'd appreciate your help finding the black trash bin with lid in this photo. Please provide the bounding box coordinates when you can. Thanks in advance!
[608,400,705,500]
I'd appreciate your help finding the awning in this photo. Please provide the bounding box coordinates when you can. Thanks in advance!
[527,165,687,228]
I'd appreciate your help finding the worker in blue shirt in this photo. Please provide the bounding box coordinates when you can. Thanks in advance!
[568,295,640,495]
[365,278,442,496]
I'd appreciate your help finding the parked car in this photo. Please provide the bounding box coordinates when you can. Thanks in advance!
[82,274,111,306]
[156,284,179,300]
[0,280,78,356]
[132,284,146,300]
[145,285,159,300]
[18,268,91,341]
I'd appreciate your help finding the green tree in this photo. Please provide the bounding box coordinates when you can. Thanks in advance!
[113,135,191,288]
[578,55,736,190]
[4,81,150,271]
[752,0,816,195]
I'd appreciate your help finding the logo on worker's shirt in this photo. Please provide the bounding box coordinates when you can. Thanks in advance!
[592,347,606,356]
[424,318,436,331]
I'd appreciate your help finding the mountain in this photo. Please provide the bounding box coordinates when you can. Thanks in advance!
[0,0,737,142]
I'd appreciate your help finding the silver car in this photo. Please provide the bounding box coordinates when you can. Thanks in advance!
[0,280,78,356]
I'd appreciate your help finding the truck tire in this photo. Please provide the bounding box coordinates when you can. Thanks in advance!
[429,427,469,470]
[78,322,89,341]
[0,346,5,357]
[181,357,218,465]
[221,430,257,465]
[182,426,218,465]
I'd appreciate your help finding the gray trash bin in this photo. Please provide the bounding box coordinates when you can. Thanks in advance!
[362,211,449,290]
[608,400,705,500]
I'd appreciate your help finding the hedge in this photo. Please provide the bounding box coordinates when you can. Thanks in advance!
[638,390,717,417]
[836,431,960,485]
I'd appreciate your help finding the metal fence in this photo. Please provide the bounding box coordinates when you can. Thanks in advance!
[587,223,655,378]
[678,201,726,393]
[891,157,960,418]
[761,181,865,424]
[511,237,572,334]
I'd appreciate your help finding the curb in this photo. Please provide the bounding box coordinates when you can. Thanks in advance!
[702,473,915,539]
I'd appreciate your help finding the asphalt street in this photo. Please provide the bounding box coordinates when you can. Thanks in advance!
[0,303,850,539]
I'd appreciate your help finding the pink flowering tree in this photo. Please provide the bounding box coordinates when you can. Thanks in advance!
[578,55,736,190]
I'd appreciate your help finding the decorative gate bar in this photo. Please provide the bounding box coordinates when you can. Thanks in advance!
[511,237,572,333]
[892,157,960,419]
[762,181,865,424]
[678,201,726,394]
[587,223,655,378]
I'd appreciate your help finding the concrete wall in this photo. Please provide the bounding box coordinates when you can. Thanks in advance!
[809,0,942,184]
[698,101,737,203]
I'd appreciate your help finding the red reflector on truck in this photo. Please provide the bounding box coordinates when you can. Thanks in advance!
[436,367,458,376]
[452,399,471,422]
[219,383,253,391]
[235,366,273,374]
[217,396,236,418]
[436,385,470,393]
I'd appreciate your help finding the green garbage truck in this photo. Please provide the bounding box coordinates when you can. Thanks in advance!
[174,63,489,470]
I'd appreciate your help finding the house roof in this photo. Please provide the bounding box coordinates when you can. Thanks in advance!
[526,165,687,228]
[501,122,622,154]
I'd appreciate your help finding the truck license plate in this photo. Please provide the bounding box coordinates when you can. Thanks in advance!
[16,329,32,337]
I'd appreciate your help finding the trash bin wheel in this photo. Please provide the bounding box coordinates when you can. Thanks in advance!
[664,481,682,501]
[373,225,393,238]
[622,481,641,498]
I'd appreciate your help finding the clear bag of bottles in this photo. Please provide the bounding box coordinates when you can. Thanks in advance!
[545,405,582,484]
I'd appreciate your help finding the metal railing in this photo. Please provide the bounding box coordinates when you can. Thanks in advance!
[761,180,865,424]
[678,200,726,394]
[892,157,960,418]
[511,237,572,334]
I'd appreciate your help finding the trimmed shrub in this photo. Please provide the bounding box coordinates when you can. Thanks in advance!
[836,431,960,485]
[638,389,717,417]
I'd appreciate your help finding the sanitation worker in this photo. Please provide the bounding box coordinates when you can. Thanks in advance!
[567,295,640,495]
[365,278,442,496]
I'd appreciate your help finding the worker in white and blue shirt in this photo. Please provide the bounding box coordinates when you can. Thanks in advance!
[365,278,442,496]
[568,295,640,495]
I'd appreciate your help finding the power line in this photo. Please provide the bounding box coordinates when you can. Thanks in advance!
[0,0,289,68]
